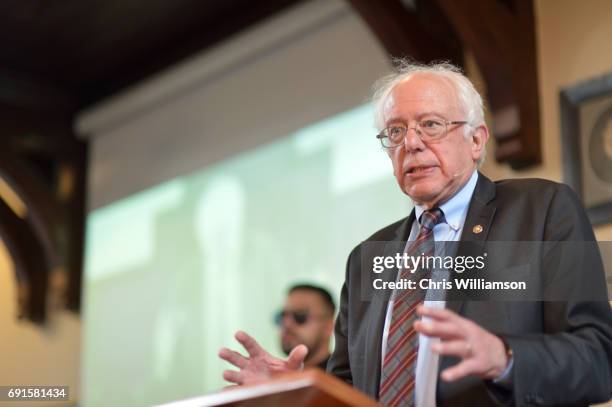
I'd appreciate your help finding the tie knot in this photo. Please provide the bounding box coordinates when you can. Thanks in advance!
[419,207,444,231]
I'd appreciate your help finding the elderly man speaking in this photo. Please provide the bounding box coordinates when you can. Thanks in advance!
[218,60,612,407]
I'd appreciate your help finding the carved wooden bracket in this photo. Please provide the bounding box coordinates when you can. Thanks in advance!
[0,198,48,322]
[0,72,86,323]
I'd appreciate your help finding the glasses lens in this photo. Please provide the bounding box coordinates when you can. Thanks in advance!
[419,119,445,139]
[379,136,392,148]
[274,310,284,326]
[387,126,406,146]
[293,312,309,325]
[274,310,309,325]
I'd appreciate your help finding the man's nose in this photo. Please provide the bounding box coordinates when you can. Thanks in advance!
[281,314,295,328]
[402,127,426,151]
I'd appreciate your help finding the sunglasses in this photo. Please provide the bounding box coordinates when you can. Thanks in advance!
[274,310,310,326]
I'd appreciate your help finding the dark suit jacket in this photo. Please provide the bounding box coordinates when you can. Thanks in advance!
[327,172,612,407]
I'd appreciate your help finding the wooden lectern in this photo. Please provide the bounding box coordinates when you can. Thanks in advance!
[155,369,381,407]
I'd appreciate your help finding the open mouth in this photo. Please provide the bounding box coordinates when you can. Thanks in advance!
[406,165,436,174]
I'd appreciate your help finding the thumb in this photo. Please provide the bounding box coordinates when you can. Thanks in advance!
[286,344,308,370]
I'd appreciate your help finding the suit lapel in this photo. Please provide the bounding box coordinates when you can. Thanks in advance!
[446,172,497,316]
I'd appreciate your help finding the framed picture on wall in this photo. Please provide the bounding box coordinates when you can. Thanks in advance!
[560,72,612,225]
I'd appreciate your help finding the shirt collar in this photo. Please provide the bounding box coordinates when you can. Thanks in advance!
[414,170,479,231]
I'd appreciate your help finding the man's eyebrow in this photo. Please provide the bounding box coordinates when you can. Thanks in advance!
[384,112,446,125]
[384,117,406,126]
[415,111,446,119]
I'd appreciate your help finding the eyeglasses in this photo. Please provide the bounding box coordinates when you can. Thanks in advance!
[274,310,330,326]
[376,119,469,148]
[274,310,310,326]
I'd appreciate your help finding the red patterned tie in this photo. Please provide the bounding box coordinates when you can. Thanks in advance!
[379,208,444,407]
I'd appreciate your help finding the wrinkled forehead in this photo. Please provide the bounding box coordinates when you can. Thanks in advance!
[382,73,464,123]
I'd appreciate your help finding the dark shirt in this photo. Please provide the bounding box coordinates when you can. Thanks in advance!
[317,356,330,371]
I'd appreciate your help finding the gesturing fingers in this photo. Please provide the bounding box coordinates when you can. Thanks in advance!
[440,359,480,382]
[235,331,265,358]
[417,305,461,323]
[286,344,308,370]
[414,319,463,340]
[222,370,243,384]
[218,347,248,369]
[431,340,473,358]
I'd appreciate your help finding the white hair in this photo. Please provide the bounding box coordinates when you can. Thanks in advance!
[372,59,487,165]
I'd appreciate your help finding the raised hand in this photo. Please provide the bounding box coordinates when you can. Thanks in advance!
[413,305,509,382]
[219,331,308,385]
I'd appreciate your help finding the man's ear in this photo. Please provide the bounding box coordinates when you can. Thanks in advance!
[471,125,489,161]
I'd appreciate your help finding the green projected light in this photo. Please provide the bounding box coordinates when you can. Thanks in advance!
[82,104,412,407]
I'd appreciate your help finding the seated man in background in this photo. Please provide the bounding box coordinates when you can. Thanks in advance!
[275,284,335,370]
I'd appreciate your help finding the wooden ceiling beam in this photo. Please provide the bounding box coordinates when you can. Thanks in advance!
[347,0,464,66]
[0,69,77,113]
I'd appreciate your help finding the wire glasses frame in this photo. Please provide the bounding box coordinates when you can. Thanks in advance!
[376,119,470,148]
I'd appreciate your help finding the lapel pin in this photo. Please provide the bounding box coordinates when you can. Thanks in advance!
[472,224,483,234]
